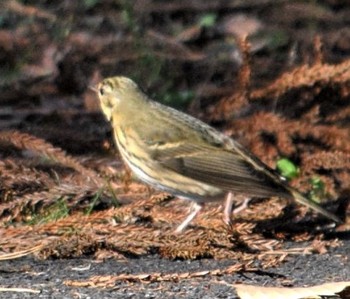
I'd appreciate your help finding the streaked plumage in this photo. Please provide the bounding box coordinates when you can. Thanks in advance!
[96,76,341,232]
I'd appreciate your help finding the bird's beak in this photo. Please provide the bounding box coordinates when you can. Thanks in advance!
[88,85,98,93]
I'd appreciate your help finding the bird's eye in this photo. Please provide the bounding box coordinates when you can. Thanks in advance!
[98,81,114,96]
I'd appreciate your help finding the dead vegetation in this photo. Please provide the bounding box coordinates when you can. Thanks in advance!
[0,0,349,289]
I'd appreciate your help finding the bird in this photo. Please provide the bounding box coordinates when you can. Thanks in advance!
[95,76,341,232]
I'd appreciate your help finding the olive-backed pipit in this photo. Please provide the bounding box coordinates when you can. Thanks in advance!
[96,76,341,232]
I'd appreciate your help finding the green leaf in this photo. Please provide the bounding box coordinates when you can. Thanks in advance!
[276,158,299,179]
[161,90,195,108]
[83,0,99,9]
[308,176,326,203]
[198,13,217,28]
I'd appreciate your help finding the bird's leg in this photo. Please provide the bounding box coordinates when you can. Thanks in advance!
[223,192,251,225]
[232,197,251,214]
[223,192,234,225]
[175,202,203,233]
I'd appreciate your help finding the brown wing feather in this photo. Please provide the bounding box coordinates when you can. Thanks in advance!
[151,142,290,198]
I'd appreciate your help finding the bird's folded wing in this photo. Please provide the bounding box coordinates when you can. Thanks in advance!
[151,142,289,198]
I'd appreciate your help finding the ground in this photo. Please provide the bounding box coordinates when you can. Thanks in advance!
[0,1,349,298]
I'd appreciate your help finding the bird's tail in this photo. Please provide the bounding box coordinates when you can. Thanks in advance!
[287,187,341,223]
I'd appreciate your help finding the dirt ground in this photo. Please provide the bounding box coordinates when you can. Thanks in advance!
[1,240,349,298]
[0,0,349,298]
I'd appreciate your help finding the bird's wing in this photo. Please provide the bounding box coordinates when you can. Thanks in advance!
[149,140,289,198]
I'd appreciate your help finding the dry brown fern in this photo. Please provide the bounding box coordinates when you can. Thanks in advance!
[0,130,99,181]
[250,59,350,100]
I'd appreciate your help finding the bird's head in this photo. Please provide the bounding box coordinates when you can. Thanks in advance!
[96,76,143,121]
